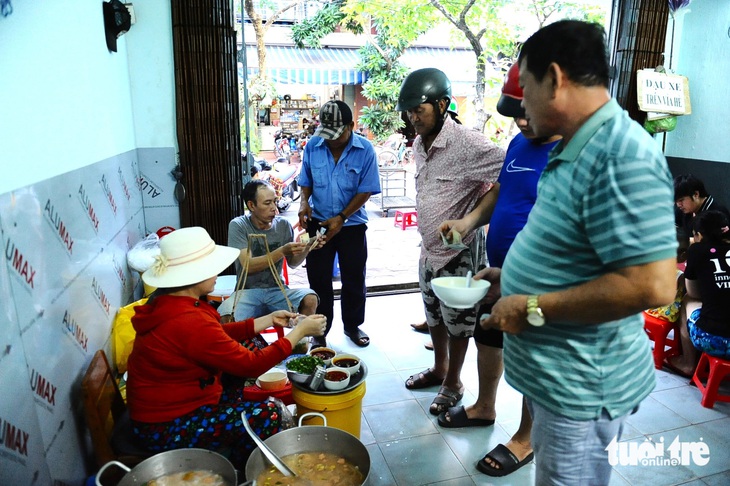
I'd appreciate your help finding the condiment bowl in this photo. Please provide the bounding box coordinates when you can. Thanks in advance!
[323,366,351,391]
[431,276,490,309]
[309,346,337,366]
[331,353,361,374]
[256,369,287,391]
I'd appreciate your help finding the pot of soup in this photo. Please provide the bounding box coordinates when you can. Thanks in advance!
[245,413,370,485]
[95,449,239,486]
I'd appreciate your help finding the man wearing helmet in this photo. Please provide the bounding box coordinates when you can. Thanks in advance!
[438,62,561,477]
[397,68,504,416]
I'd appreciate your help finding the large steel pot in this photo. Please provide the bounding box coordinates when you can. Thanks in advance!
[245,413,370,484]
[96,448,239,486]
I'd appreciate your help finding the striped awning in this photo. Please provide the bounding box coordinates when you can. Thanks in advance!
[243,46,487,90]
[245,46,367,85]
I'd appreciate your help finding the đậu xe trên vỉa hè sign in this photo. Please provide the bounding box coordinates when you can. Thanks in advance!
[636,69,691,116]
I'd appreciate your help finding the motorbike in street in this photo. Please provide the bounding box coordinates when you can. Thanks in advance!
[274,128,309,164]
[248,152,301,213]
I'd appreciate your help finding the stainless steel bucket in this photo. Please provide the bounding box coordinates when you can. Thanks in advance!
[96,448,238,486]
[245,413,370,484]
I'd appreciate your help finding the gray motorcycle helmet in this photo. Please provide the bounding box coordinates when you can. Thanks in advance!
[396,68,452,112]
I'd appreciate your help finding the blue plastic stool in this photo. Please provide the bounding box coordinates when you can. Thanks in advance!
[333,253,340,278]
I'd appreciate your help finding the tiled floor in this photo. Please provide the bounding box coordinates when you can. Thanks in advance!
[315,291,730,486]
[273,168,730,485]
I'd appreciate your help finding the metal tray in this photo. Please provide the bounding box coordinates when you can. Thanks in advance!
[291,362,368,395]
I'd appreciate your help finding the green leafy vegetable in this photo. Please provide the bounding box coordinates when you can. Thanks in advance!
[286,355,324,374]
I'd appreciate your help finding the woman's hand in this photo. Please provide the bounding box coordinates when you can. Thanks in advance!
[295,314,327,337]
[269,310,297,328]
[284,314,327,348]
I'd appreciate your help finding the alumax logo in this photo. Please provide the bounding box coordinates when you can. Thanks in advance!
[4,239,36,288]
[118,167,132,202]
[137,174,162,198]
[91,276,111,315]
[100,174,118,216]
[63,310,88,351]
[78,184,100,232]
[113,254,128,289]
[29,369,57,407]
[43,199,75,255]
[0,416,29,456]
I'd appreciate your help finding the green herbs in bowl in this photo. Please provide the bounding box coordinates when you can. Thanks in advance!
[285,354,324,384]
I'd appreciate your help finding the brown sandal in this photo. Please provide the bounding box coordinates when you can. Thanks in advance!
[429,386,464,415]
[405,368,443,389]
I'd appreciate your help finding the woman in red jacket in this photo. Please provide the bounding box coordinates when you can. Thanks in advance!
[126,226,326,468]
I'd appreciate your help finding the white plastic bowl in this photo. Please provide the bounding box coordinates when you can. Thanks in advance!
[431,276,490,309]
[331,353,361,374]
[256,369,287,391]
[323,366,351,391]
[309,347,337,366]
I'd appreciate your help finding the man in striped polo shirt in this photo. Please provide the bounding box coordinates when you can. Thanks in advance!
[478,20,678,485]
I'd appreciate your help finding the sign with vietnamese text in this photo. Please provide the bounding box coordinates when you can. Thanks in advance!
[637,70,691,115]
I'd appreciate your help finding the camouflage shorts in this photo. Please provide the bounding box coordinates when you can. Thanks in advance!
[419,229,486,338]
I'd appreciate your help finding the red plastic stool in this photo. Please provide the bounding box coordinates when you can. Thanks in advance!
[282,257,289,285]
[692,353,730,408]
[394,210,418,230]
[643,312,682,369]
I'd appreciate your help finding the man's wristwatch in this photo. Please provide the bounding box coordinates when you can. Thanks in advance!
[337,212,348,223]
[526,295,545,327]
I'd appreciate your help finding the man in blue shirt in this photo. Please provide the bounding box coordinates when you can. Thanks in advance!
[298,101,381,348]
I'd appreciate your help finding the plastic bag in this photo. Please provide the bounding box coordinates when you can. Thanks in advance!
[112,298,147,373]
[644,115,677,134]
[127,233,161,273]
[269,396,295,430]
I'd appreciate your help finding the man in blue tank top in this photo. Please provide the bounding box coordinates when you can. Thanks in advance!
[437,62,560,478]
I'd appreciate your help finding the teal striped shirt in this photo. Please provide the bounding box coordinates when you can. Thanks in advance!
[501,99,677,420]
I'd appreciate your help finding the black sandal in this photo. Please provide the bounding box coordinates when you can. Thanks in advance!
[344,329,370,347]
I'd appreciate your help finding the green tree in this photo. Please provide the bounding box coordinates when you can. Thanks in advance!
[243,0,307,105]
[291,0,606,138]
[293,0,434,141]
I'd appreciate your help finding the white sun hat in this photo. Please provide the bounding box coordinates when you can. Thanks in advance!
[141,227,240,288]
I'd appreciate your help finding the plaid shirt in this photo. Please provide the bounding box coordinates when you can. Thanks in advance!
[414,116,503,271]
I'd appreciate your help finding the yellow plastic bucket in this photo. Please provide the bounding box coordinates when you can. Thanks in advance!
[292,382,366,438]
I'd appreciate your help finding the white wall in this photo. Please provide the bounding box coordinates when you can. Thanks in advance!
[0,2,136,196]
[664,2,730,164]
[127,1,177,149]
[0,2,178,483]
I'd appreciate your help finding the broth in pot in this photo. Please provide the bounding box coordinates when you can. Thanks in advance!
[256,451,364,486]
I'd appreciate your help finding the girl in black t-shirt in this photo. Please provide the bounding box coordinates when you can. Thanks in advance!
[684,211,730,357]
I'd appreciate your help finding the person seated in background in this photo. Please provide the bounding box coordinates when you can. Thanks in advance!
[126,227,327,469]
[666,211,730,377]
[220,180,319,325]
[674,174,730,262]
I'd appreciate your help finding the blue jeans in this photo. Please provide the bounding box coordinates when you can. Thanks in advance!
[527,398,630,486]
[221,287,317,321]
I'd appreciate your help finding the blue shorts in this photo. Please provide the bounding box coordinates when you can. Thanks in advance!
[687,308,730,359]
[217,287,318,320]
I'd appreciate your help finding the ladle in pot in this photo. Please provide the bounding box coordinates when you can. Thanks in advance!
[241,412,298,478]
